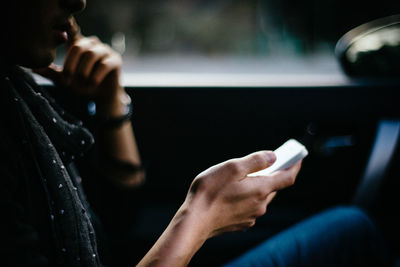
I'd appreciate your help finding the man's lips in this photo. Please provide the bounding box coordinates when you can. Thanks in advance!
[53,30,68,43]
[53,19,74,43]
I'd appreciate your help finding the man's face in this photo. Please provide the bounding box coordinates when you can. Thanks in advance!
[3,0,86,68]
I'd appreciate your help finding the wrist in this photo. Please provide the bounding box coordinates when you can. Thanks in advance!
[93,88,133,129]
[139,201,210,267]
[96,87,130,117]
[178,195,214,240]
[167,203,210,257]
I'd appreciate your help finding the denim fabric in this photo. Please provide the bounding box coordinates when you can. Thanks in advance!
[224,206,390,267]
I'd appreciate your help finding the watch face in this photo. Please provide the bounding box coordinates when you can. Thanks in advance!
[335,14,400,78]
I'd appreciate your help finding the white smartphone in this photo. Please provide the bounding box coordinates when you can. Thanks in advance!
[248,139,308,177]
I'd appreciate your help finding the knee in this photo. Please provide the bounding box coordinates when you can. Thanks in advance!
[323,206,377,236]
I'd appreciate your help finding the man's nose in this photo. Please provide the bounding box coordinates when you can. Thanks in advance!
[60,0,86,14]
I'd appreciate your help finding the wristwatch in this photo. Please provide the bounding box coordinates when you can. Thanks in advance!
[93,92,133,129]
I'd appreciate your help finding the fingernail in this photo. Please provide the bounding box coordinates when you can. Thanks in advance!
[266,152,276,163]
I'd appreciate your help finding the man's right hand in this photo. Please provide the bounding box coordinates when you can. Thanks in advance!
[182,150,302,238]
[138,151,302,267]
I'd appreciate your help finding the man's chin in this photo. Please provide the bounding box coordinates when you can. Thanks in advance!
[17,49,56,69]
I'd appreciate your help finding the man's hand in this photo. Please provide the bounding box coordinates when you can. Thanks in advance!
[33,20,144,189]
[138,151,302,267]
[34,20,126,117]
[182,151,301,238]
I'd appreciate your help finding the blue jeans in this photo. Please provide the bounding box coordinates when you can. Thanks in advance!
[224,206,390,267]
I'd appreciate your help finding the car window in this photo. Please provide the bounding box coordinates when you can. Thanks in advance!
[54,0,399,82]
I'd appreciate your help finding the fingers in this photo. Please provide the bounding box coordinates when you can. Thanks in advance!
[239,163,301,224]
[265,191,277,205]
[245,160,302,199]
[250,192,276,222]
[88,53,122,87]
[227,151,276,178]
[67,17,81,45]
[59,36,122,95]
[191,155,302,237]
[265,161,302,192]
[63,37,99,81]
[75,45,109,81]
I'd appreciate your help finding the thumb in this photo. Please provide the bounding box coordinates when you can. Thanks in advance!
[240,151,276,176]
[68,17,82,46]
[33,64,64,85]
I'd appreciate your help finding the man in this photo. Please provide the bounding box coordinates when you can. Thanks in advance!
[0,0,389,266]
[1,0,302,265]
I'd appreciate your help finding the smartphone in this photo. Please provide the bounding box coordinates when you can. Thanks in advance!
[248,139,308,176]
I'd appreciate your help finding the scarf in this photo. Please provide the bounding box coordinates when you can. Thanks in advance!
[1,65,102,266]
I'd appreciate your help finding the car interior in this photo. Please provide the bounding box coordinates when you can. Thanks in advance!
[37,2,400,266]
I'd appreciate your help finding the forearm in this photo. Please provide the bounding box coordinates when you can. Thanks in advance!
[33,32,144,187]
[138,202,209,267]
[137,151,302,266]
[98,121,141,166]
[96,88,144,187]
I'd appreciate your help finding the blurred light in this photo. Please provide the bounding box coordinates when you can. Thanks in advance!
[112,32,126,55]
[88,101,96,116]
[322,135,354,149]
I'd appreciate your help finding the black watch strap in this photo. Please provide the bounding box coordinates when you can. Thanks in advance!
[95,94,133,129]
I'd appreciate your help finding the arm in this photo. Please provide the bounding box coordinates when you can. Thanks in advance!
[138,151,302,267]
[34,22,144,188]
[34,21,302,266]
[91,73,144,188]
